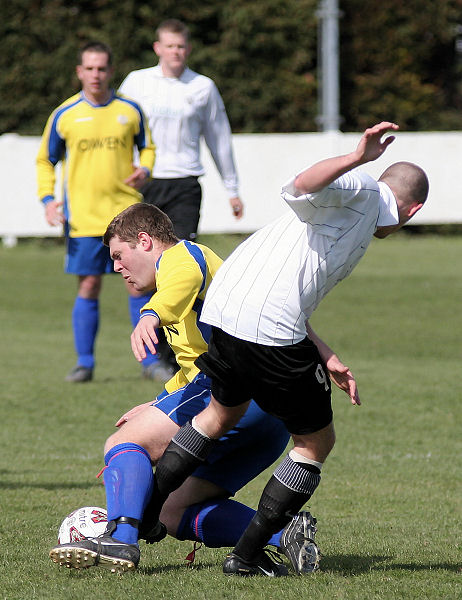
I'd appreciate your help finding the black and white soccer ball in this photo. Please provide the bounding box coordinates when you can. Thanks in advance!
[58,506,108,543]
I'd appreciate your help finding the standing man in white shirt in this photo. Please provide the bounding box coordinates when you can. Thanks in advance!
[119,18,243,240]
[132,122,429,577]
[119,19,243,380]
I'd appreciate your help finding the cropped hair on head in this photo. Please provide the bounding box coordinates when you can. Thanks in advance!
[155,18,190,42]
[78,41,113,65]
[103,203,178,247]
[379,161,429,206]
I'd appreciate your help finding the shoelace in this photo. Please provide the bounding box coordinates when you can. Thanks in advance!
[261,546,285,565]
[185,541,203,566]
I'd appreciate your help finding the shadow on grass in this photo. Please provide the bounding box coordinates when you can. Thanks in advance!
[136,555,461,577]
[321,554,460,574]
[0,480,101,490]
[139,561,218,575]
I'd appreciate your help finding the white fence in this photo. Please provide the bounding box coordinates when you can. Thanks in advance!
[2,129,461,245]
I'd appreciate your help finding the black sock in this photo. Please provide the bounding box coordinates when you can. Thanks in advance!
[141,421,215,529]
[233,456,321,561]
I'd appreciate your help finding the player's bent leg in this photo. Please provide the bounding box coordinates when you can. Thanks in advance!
[160,476,231,536]
[139,418,218,542]
[170,400,290,547]
[104,405,179,461]
[194,395,250,439]
[292,421,336,463]
[144,397,250,534]
[227,447,323,576]
[101,407,179,546]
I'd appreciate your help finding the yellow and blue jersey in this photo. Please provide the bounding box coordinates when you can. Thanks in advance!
[36,91,155,237]
[141,241,223,393]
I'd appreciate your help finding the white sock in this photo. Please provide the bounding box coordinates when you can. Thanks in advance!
[289,449,323,471]
[191,416,211,439]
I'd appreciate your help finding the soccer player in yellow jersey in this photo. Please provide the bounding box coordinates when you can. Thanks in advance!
[36,41,157,382]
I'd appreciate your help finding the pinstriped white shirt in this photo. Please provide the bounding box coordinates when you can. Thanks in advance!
[200,169,398,346]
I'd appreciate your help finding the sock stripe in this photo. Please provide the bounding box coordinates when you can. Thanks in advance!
[172,421,213,460]
[273,456,321,495]
[194,513,201,539]
[107,448,149,466]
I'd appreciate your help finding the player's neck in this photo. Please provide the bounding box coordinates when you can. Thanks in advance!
[83,88,113,106]
[160,63,186,79]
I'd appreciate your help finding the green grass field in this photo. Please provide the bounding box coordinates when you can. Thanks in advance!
[0,233,460,600]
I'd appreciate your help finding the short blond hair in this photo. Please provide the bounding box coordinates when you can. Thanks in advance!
[155,19,190,42]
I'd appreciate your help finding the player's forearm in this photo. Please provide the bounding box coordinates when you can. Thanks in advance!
[305,321,336,364]
[139,145,156,173]
[36,159,57,201]
[294,151,363,194]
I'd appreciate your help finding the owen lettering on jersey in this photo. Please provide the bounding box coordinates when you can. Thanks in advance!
[78,136,128,152]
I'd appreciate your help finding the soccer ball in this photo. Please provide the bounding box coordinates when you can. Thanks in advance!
[58,506,108,544]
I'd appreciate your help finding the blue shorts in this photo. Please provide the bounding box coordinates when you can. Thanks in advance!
[153,373,289,495]
[65,235,114,275]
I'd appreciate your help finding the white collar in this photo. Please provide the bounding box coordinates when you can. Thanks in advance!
[377,182,399,227]
[153,64,188,81]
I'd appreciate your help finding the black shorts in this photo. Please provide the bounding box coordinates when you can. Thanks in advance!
[195,327,333,435]
[140,177,202,241]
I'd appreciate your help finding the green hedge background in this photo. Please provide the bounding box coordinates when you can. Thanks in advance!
[2,0,462,135]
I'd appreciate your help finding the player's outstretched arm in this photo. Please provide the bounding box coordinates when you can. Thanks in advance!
[130,314,160,362]
[306,321,360,406]
[294,121,399,194]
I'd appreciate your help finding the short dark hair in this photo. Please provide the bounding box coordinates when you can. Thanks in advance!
[77,41,113,66]
[103,203,178,247]
[155,19,190,42]
[379,161,429,206]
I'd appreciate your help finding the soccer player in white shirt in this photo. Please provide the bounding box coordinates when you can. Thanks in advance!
[119,18,243,239]
[134,122,429,576]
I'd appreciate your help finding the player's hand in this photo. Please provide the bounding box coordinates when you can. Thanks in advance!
[229,196,244,219]
[355,122,399,164]
[45,200,64,226]
[125,167,149,189]
[115,401,153,427]
[325,354,361,406]
[131,314,160,362]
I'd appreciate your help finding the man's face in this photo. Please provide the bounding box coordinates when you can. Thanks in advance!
[109,235,156,292]
[154,31,191,75]
[76,50,113,101]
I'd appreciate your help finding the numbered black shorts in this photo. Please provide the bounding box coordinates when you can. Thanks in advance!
[195,327,333,435]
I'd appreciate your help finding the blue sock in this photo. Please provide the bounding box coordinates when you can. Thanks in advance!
[128,294,158,368]
[176,498,283,548]
[72,297,98,368]
[103,443,153,545]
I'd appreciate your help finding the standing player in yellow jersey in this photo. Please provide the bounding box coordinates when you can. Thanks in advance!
[36,41,156,382]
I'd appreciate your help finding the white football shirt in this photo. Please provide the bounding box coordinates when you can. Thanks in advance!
[201,169,399,346]
[119,65,239,198]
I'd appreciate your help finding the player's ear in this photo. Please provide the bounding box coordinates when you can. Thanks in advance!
[137,232,152,249]
[408,203,423,219]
